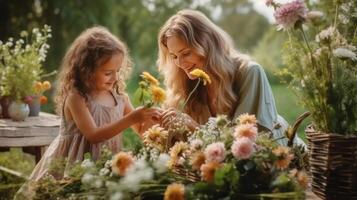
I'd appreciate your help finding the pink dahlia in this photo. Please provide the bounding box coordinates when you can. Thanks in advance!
[274,0,307,30]
[204,142,226,163]
[231,138,255,160]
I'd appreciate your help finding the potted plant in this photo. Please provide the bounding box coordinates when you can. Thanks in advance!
[266,0,356,199]
[0,25,52,121]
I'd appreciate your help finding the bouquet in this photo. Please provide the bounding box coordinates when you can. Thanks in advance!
[0,25,52,102]
[31,114,307,200]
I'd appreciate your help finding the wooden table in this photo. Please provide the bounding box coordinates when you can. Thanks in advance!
[0,112,60,163]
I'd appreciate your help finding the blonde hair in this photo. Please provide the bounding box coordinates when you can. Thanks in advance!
[158,9,250,123]
[55,26,132,114]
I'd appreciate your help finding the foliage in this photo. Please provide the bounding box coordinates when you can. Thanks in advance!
[268,0,357,134]
[0,148,34,200]
[0,25,51,102]
[252,27,288,84]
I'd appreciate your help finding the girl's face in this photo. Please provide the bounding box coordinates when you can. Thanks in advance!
[92,53,122,92]
[166,35,206,80]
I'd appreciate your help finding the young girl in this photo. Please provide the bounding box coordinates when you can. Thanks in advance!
[28,26,161,181]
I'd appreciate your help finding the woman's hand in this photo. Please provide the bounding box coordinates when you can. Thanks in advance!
[160,108,199,131]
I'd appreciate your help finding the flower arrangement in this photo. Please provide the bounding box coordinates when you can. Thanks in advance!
[0,25,52,102]
[23,80,52,105]
[134,71,166,107]
[30,114,307,199]
[267,0,357,134]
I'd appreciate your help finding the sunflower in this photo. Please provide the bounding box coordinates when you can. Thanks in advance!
[189,69,211,85]
[151,85,166,104]
[164,183,185,200]
[143,124,168,152]
[168,142,188,168]
[141,71,159,85]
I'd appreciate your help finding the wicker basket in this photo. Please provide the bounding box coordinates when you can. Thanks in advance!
[306,126,357,199]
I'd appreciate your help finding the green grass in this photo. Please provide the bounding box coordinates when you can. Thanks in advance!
[271,84,311,141]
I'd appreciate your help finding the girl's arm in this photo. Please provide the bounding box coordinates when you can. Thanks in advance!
[122,95,160,136]
[66,92,160,144]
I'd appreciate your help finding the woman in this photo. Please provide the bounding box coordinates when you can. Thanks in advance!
[158,9,303,146]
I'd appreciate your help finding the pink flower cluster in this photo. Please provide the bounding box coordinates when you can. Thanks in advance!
[231,137,255,159]
[204,142,226,163]
[274,0,307,30]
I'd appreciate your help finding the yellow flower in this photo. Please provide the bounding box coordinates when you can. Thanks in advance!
[237,113,257,125]
[143,125,168,152]
[42,81,51,90]
[189,69,211,85]
[169,142,188,168]
[200,162,222,182]
[151,86,166,104]
[164,183,185,200]
[141,71,159,85]
[34,81,43,93]
[111,152,134,176]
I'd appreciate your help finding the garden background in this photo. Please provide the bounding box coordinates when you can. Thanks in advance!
[1,0,329,198]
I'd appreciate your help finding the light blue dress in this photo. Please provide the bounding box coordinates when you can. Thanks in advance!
[232,62,305,146]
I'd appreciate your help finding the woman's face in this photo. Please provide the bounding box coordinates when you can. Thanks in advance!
[166,35,206,80]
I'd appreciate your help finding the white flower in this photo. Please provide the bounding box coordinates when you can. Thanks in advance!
[153,153,170,174]
[82,173,95,184]
[99,168,110,176]
[120,159,154,192]
[315,26,335,43]
[110,192,123,200]
[190,139,203,151]
[81,159,95,169]
[94,179,103,188]
[333,48,357,61]
[307,11,323,20]
[104,160,112,169]
[32,28,39,33]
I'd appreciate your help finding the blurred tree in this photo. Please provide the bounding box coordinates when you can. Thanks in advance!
[210,0,270,52]
[252,27,288,84]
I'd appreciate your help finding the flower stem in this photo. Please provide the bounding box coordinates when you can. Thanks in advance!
[299,27,316,69]
[181,79,201,111]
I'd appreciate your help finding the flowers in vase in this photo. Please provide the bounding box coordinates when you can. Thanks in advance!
[30,80,52,105]
[0,25,52,102]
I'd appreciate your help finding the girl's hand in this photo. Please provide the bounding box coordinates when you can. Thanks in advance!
[130,107,162,123]
[160,108,199,131]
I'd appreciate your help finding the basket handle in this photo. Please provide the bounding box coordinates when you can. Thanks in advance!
[287,111,311,146]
